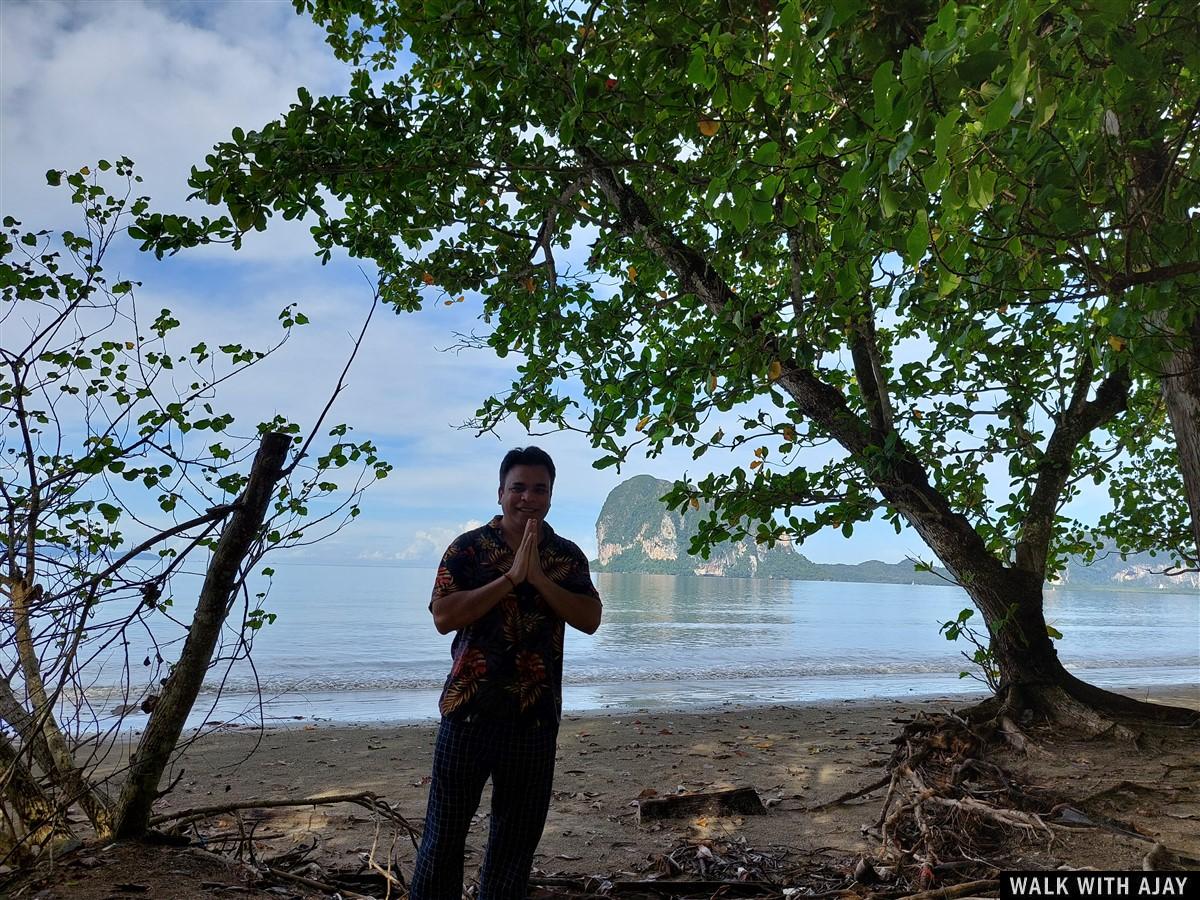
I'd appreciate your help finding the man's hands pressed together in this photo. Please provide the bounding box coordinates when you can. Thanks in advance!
[505,517,538,586]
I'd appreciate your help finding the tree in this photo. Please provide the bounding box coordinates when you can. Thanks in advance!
[0,161,390,858]
[171,1,1198,727]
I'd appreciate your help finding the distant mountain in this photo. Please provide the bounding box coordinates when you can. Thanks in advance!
[594,475,949,585]
[1048,545,1199,591]
[594,475,1199,591]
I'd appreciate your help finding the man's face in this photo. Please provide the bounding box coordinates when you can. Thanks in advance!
[498,464,553,527]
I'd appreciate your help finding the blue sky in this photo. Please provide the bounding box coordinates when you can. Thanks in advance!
[1,0,1083,568]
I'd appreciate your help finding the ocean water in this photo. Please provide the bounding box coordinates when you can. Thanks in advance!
[69,565,1199,730]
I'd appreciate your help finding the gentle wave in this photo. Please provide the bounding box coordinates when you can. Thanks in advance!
[171,655,1200,696]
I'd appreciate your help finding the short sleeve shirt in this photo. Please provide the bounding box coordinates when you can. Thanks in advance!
[431,516,600,724]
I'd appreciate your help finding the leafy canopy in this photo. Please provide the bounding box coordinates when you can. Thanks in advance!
[164,0,1199,577]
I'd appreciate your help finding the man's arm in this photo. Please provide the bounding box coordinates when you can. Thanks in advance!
[430,575,513,635]
[528,571,602,634]
[525,521,602,634]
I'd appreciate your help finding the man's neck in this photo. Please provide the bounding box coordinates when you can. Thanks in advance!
[498,515,524,550]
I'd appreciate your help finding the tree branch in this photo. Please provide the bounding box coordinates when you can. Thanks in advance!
[148,791,421,837]
[848,290,894,435]
[1015,362,1132,576]
[1071,261,1200,300]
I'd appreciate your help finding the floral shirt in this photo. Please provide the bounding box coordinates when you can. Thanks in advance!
[431,516,599,724]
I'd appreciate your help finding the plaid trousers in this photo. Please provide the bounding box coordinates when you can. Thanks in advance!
[410,715,559,900]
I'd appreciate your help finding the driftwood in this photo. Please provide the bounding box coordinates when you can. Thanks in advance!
[637,787,767,823]
[609,881,777,896]
[807,774,890,811]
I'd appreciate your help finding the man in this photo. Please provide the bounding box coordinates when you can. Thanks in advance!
[411,446,602,900]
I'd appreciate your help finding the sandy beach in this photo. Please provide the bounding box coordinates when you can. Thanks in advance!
[134,687,1200,885]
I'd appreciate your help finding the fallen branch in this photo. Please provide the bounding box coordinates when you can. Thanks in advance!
[609,881,777,896]
[807,774,890,811]
[899,879,1001,900]
[148,791,421,839]
[637,786,767,823]
[261,863,375,899]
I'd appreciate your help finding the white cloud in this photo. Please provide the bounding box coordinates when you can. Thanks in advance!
[393,520,485,562]
[0,0,347,263]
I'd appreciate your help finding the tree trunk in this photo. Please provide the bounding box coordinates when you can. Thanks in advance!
[1160,311,1200,561]
[111,432,290,839]
[7,581,113,834]
[963,566,1198,727]
[0,732,65,856]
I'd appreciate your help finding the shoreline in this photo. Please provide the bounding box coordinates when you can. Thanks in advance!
[137,553,1200,594]
[92,676,1200,734]
[79,681,1195,734]
[205,678,1200,729]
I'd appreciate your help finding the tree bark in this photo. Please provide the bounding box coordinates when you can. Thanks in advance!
[0,731,64,854]
[111,432,290,839]
[1160,311,1200,561]
[8,581,113,834]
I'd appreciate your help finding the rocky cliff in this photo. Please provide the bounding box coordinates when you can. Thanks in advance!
[1048,548,1200,591]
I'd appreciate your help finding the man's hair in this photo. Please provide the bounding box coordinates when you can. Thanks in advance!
[499,446,556,487]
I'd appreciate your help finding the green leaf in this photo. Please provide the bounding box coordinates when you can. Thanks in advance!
[982,85,1017,132]
[967,168,996,209]
[730,80,755,112]
[879,181,900,219]
[97,502,121,524]
[687,47,709,86]
[887,133,914,174]
[934,109,961,162]
[905,210,929,265]
[1046,624,1063,640]
[753,141,779,166]
[955,50,1005,85]
[730,201,750,233]
[871,61,895,124]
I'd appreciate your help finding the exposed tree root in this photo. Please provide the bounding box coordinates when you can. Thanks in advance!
[985,679,1200,733]
[860,709,1063,885]
[817,693,1199,891]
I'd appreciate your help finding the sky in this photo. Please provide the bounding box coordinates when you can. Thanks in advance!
[0,0,1052,569]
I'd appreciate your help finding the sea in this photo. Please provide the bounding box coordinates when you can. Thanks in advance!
[70,565,1199,732]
